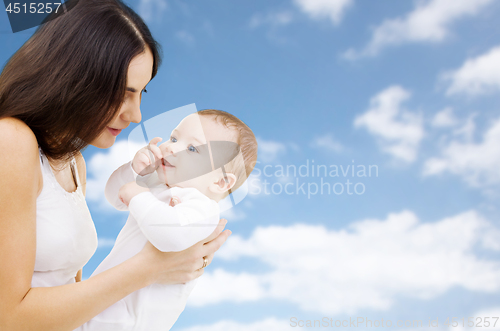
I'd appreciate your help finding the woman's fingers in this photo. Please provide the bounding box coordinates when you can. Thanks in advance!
[191,268,204,280]
[203,252,215,268]
[196,253,214,270]
[200,218,227,244]
[202,229,231,256]
[142,223,230,284]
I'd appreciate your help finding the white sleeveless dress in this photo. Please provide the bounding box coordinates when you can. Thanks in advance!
[31,147,98,288]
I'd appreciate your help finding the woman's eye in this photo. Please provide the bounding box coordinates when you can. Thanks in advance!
[188,145,198,153]
[170,136,177,143]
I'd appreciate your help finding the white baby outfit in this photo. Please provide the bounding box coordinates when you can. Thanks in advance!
[32,147,98,289]
[75,161,220,331]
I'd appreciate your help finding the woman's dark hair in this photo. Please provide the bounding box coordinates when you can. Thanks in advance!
[0,0,162,161]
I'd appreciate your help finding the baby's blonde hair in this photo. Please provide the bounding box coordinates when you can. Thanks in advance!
[198,109,258,193]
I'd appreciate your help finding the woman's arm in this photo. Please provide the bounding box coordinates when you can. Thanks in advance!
[0,118,231,331]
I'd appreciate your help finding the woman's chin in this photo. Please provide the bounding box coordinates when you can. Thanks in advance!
[89,135,116,149]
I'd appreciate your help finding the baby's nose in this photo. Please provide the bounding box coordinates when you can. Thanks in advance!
[159,143,172,157]
[164,144,178,156]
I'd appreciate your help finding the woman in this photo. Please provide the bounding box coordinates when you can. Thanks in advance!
[0,0,231,330]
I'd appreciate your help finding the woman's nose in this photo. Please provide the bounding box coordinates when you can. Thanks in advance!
[121,98,142,124]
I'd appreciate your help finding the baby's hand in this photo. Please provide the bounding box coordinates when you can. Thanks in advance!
[132,137,163,176]
[119,181,150,206]
[169,196,181,207]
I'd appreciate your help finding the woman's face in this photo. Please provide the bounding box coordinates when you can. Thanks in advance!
[90,47,154,149]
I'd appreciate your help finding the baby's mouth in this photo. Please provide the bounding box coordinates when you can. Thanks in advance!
[162,158,175,168]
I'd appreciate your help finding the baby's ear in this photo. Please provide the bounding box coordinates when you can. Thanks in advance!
[209,173,237,194]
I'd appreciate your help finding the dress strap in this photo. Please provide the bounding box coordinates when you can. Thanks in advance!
[38,146,44,164]
[70,157,81,188]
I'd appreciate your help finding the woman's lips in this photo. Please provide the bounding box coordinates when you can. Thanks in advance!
[107,127,122,136]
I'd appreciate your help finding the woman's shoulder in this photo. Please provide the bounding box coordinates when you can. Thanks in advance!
[0,117,39,154]
[0,117,40,183]
[0,116,37,142]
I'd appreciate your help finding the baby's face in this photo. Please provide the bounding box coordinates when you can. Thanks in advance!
[157,113,237,194]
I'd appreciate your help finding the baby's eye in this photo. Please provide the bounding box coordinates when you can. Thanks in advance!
[170,136,177,143]
[188,145,198,153]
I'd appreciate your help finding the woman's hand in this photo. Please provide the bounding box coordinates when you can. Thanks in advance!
[138,218,231,285]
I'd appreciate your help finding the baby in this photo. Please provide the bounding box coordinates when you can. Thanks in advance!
[77,109,257,331]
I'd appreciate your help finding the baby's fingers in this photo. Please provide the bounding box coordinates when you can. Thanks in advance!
[137,152,152,166]
[134,151,155,175]
[148,137,163,163]
[148,145,163,163]
[149,137,162,145]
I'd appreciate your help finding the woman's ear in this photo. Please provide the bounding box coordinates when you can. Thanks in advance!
[209,173,237,194]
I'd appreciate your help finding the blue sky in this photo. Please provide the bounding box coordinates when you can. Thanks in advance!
[2,0,500,330]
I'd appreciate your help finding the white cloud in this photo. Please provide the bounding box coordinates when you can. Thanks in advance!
[189,210,500,314]
[354,85,424,162]
[452,114,477,142]
[249,11,294,29]
[467,307,500,331]
[86,140,143,210]
[249,0,352,32]
[311,133,343,152]
[423,117,500,187]
[97,237,116,249]
[176,317,290,331]
[293,0,353,25]
[189,269,266,306]
[343,0,494,59]
[220,207,247,222]
[443,46,500,96]
[256,137,287,163]
[248,11,295,44]
[138,0,168,23]
[431,107,457,128]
